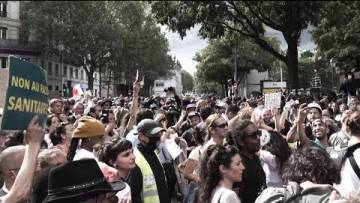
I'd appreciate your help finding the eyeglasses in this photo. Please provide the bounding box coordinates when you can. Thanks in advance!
[214,123,228,128]
[247,130,261,139]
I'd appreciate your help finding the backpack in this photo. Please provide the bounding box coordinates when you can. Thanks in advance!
[255,181,335,203]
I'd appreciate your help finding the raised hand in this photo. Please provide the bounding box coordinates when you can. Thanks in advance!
[24,115,45,145]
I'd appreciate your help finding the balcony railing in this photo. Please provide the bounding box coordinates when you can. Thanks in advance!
[0,39,41,52]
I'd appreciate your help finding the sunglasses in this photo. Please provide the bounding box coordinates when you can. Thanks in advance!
[214,123,228,128]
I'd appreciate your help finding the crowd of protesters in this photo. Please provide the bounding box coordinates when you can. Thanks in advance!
[0,76,360,203]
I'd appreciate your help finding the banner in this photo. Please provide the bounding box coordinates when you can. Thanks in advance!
[264,92,282,109]
[1,56,49,130]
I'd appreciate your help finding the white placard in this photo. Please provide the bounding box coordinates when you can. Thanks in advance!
[264,92,282,108]
[165,139,182,160]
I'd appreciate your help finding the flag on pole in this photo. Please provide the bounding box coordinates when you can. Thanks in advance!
[72,84,84,97]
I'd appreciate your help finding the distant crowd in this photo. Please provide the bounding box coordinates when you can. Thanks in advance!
[0,77,360,203]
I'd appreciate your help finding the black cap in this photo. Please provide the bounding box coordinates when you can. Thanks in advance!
[137,119,165,137]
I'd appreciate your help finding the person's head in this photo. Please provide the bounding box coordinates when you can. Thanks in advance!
[199,107,212,121]
[282,146,340,185]
[95,104,102,119]
[311,118,329,140]
[37,148,66,170]
[193,122,207,146]
[330,102,340,114]
[73,102,85,116]
[135,108,154,125]
[46,114,61,133]
[198,144,244,203]
[137,119,165,151]
[225,105,240,120]
[0,145,25,189]
[67,116,106,161]
[347,111,360,137]
[261,108,272,124]
[261,130,291,169]
[102,99,112,111]
[50,122,74,146]
[43,159,125,203]
[188,111,201,128]
[186,103,197,114]
[230,120,260,155]
[307,103,322,122]
[98,138,135,173]
[205,114,228,141]
[49,99,63,115]
[339,103,348,113]
[322,108,333,120]
[215,102,227,114]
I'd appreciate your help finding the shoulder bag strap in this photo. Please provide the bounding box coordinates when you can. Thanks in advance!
[349,155,360,180]
[217,191,224,203]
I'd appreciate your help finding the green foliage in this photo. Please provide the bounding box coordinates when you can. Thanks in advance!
[194,33,278,95]
[151,1,324,90]
[20,1,175,94]
[181,70,194,91]
[312,1,360,73]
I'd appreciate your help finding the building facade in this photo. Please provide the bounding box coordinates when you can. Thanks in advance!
[0,1,100,98]
[153,69,183,96]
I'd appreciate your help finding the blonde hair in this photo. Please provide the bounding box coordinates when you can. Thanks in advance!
[204,114,222,142]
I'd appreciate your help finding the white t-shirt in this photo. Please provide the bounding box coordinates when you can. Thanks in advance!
[188,145,202,176]
[210,186,241,203]
[335,138,360,199]
[259,150,283,187]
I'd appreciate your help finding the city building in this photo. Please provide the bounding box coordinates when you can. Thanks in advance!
[0,1,100,98]
[153,69,183,96]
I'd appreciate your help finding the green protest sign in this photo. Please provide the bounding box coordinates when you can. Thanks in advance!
[1,56,49,130]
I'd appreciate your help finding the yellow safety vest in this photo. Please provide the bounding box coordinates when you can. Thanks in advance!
[134,149,160,203]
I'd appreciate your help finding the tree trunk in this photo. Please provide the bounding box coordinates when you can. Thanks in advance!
[285,37,299,92]
[99,65,102,97]
[86,70,94,92]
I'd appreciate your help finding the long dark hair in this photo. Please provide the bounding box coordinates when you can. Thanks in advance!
[98,138,133,166]
[198,144,239,203]
[262,131,291,169]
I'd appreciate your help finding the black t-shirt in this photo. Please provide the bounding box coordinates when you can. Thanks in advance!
[267,119,292,135]
[128,144,170,203]
[234,153,266,203]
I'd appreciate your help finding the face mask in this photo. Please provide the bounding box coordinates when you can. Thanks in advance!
[147,137,161,151]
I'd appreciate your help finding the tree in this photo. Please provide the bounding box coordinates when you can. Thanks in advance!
[194,33,278,96]
[181,70,194,92]
[312,1,360,73]
[21,1,176,96]
[21,1,117,91]
[151,1,323,91]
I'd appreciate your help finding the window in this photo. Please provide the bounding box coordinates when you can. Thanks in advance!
[0,27,7,39]
[0,2,6,17]
[80,69,84,80]
[41,61,45,70]
[63,65,67,77]
[55,85,59,91]
[155,82,164,87]
[75,68,78,79]
[55,64,59,76]
[48,85,53,91]
[0,57,7,68]
[70,67,73,79]
[22,58,30,62]
[48,62,53,76]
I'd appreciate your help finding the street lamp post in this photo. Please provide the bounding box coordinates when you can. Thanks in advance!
[58,44,64,97]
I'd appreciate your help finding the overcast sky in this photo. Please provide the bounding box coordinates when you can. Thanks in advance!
[161,25,316,76]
